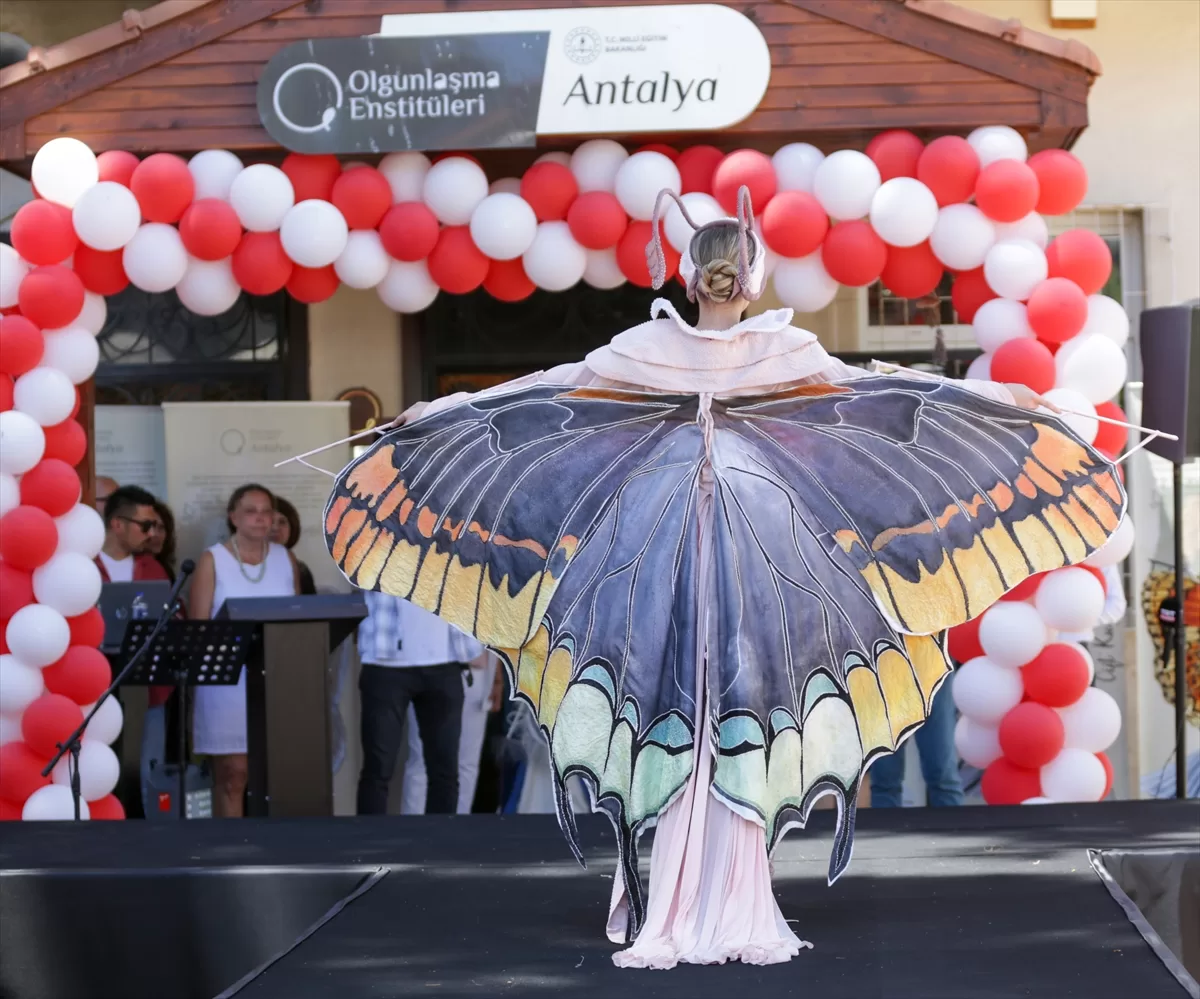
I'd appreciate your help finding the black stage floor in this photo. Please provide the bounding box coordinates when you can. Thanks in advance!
[1,800,1196,998]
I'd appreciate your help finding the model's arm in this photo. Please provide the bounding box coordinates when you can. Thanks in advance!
[393,361,592,425]
[815,357,1051,410]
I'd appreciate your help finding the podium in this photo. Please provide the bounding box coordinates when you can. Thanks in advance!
[216,593,367,817]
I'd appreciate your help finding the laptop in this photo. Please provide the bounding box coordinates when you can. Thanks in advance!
[98,581,173,655]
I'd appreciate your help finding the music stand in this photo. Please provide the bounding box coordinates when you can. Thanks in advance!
[118,619,258,819]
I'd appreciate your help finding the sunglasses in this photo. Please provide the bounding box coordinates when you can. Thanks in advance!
[118,516,165,534]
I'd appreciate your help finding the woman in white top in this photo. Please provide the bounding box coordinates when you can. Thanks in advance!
[190,483,298,818]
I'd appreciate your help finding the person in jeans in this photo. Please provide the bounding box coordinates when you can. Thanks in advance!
[868,674,964,808]
[356,590,484,814]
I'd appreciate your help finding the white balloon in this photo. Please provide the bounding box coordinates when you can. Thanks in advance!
[570,139,629,194]
[773,252,839,313]
[966,353,993,381]
[773,142,825,194]
[0,410,46,475]
[1079,295,1130,348]
[53,740,120,801]
[954,715,1002,769]
[0,243,30,308]
[535,151,572,167]
[1021,796,1054,805]
[1042,387,1098,443]
[979,601,1047,667]
[993,212,1048,249]
[952,655,1025,724]
[522,222,587,292]
[469,193,538,261]
[967,125,1028,166]
[0,655,45,714]
[0,474,18,517]
[1040,747,1105,802]
[422,157,489,225]
[188,149,244,202]
[489,177,523,196]
[377,259,439,314]
[983,238,1047,301]
[39,327,96,385]
[1058,686,1121,753]
[5,604,70,668]
[280,200,349,269]
[812,149,881,222]
[31,138,99,209]
[84,695,123,746]
[1035,567,1106,633]
[582,248,626,290]
[333,230,389,290]
[1054,334,1128,404]
[175,256,240,317]
[22,784,90,821]
[122,223,188,293]
[229,164,294,232]
[74,292,107,335]
[868,177,939,247]
[973,298,1034,354]
[14,367,75,427]
[930,204,996,271]
[54,503,106,558]
[0,711,22,746]
[33,553,102,618]
[665,192,724,253]
[1085,514,1134,568]
[71,182,141,251]
[614,151,681,222]
[379,151,431,202]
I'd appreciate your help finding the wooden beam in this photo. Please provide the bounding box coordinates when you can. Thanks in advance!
[76,379,95,510]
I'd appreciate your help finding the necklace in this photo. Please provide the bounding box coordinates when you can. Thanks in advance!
[231,536,267,584]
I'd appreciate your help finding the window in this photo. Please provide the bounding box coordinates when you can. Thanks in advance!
[863,271,976,354]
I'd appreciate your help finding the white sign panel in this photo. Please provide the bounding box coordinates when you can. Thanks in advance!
[95,405,167,501]
[378,4,770,136]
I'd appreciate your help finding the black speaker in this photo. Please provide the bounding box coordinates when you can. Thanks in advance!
[1138,304,1199,463]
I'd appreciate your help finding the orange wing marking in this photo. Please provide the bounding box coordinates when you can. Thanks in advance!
[345,446,398,507]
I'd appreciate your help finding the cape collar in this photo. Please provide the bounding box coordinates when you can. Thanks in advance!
[650,298,796,342]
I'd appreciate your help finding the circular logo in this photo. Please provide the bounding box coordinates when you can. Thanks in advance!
[220,429,246,456]
[272,62,343,134]
[564,27,602,65]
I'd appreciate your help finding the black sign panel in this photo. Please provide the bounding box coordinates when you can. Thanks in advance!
[257,34,550,155]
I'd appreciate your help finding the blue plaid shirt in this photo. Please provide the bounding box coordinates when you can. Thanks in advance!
[357,590,484,667]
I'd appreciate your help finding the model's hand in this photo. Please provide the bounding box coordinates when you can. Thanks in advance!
[1005,383,1059,412]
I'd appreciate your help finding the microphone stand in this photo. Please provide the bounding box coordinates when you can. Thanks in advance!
[43,560,196,821]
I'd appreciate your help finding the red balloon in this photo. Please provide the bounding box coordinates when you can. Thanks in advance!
[232,232,293,296]
[0,562,33,620]
[1097,751,1113,799]
[636,143,678,160]
[1026,277,1088,343]
[286,265,340,304]
[1028,149,1087,216]
[281,153,342,203]
[521,162,579,222]
[18,265,85,330]
[41,419,87,466]
[0,798,20,820]
[1093,401,1129,455]
[379,202,439,261]
[88,793,126,820]
[999,702,1065,769]
[974,160,1040,223]
[484,258,536,303]
[11,201,78,266]
[761,191,828,259]
[712,149,777,213]
[0,374,12,412]
[332,166,392,230]
[821,221,886,287]
[0,316,44,376]
[73,246,129,296]
[43,645,112,705]
[21,693,84,758]
[866,130,925,182]
[67,607,106,649]
[1046,230,1112,296]
[96,150,140,188]
[427,227,489,295]
[0,506,58,570]
[677,145,724,195]
[1022,643,1091,708]
[991,338,1056,394]
[0,742,51,805]
[18,459,81,517]
[981,757,1043,805]
[1001,571,1045,602]
[130,153,195,224]
[880,241,944,299]
[948,616,984,663]
[567,191,628,250]
[617,221,678,287]
[179,199,242,261]
[917,136,980,207]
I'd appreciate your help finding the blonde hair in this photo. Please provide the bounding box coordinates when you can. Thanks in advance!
[691,223,756,304]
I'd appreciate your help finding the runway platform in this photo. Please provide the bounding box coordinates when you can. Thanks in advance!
[1,800,1196,999]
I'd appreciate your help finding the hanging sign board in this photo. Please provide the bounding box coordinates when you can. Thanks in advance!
[257,4,770,153]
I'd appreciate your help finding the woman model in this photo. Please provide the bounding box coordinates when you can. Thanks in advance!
[324,188,1124,967]
[191,483,299,817]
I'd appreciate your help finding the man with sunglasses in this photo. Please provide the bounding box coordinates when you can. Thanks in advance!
[97,485,170,585]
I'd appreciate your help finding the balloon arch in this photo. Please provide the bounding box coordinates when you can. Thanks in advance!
[0,128,1134,818]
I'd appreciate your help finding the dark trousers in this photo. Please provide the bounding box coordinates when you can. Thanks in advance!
[357,663,464,815]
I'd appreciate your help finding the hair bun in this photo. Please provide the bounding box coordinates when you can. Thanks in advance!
[697,258,739,303]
